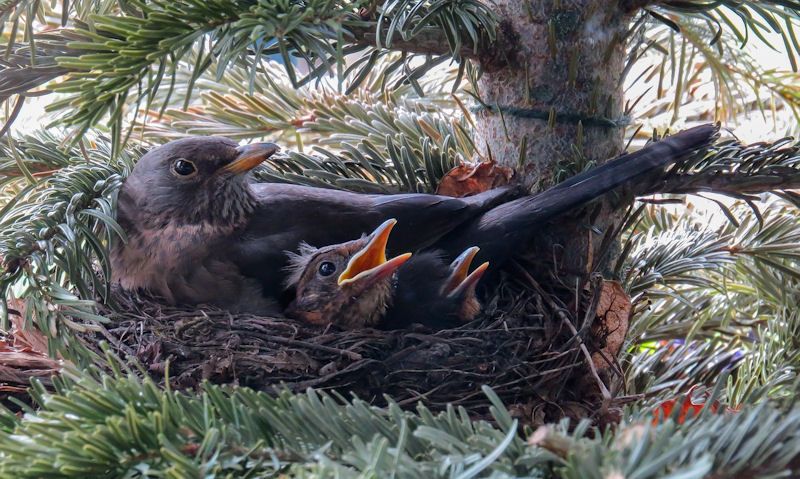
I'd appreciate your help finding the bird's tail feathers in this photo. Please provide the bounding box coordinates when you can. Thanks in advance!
[438,123,718,261]
[501,122,718,230]
[550,123,718,198]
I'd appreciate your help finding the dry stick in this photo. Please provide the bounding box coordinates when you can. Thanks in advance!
[657,173,800,196]
[275,359,375,391]
[97,324,137,358]
[512,264,612,402]
[396,382,452,406]
[246,331,363,361]
[591,346,626,385]
[454,361,583,405]
[348,25,487,59]
[576,275,626,381]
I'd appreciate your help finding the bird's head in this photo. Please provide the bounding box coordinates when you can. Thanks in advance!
[441,246,489,322]
[121,137,279,227]
[285,219,412,328]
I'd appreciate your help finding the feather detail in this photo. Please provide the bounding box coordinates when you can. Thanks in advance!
[283,242,319,289]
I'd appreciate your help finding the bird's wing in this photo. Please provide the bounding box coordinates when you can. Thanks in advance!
[367,185,522,251]
[232,183,520,302]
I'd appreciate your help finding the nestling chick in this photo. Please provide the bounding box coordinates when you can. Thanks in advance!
[111,125,714,313]
[285,219,488,329]
[113,135,519,312]
[381,246,488,330]
[284,219,412,328]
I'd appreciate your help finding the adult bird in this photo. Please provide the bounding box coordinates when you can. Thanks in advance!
[285,219,488,329]
[112,124,716,312]
[111,138,516,313]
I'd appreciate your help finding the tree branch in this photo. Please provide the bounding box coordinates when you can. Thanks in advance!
[349,25,479,57]
[658,173,800,197]
[633,135,800,199]
[347,22,516,69]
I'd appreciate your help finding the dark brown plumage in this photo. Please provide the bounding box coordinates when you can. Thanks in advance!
[284,219,412,328]
[111,138,516,312]
[380,246,488,329]
[285,220,488,329]
[112,124,717,313]
[436,124,719,267]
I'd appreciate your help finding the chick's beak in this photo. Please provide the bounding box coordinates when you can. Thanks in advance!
[222,142,280,174]
[448,261,489,299]
[442,246,480,295]
[338,219,412,286]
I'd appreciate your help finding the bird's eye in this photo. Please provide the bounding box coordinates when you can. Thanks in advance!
[318,261,336,277]
[172,159,197,177]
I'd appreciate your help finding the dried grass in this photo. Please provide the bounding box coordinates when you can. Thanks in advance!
[87,267,627,427]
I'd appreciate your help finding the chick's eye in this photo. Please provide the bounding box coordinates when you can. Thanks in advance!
[318,261,336,277]
[172,159,196,176]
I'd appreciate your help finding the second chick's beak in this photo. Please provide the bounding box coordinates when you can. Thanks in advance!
[221,142,280,174]
[338,219,412,287]
[442,246,489,299]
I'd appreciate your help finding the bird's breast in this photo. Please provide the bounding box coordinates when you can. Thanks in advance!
[111,222,236,304]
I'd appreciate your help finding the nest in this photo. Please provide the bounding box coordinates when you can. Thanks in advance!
[87,268,630,427]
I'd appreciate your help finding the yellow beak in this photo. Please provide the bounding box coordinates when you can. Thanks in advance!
[338,219,412,285]
[441,246,480,295]
[221,142,280,174]
[448,261,489,299]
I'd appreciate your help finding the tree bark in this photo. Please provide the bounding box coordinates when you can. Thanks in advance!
[473,0,631,279]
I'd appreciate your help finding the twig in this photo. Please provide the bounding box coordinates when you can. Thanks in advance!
[513,264,613,402]
[656,173,800,196]
[346,22,517,71]
[97,325,137,358]
[247,332,363,361]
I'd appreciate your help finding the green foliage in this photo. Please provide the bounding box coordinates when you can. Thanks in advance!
[650,1,800,65]
[140,55,464,141]
[0,0,494,145]
[6,0,800,145]
[629,19,799,124]
[620,199,800,404]
[0,356,799,478]
[2,0,800,476]
[0,132,136,357]
[139,58,476,192]
[0,358,527,478]
[662,135,800,199]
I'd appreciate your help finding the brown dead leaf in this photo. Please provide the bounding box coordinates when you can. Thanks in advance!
[8,298,51,357]
[436,161,514,198]
[0,298,62,392]
[0,351,59,370]
[0,348,60,391]
[592,281,631,371]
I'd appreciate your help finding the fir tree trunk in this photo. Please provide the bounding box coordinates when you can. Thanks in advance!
[475,0,629,278]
